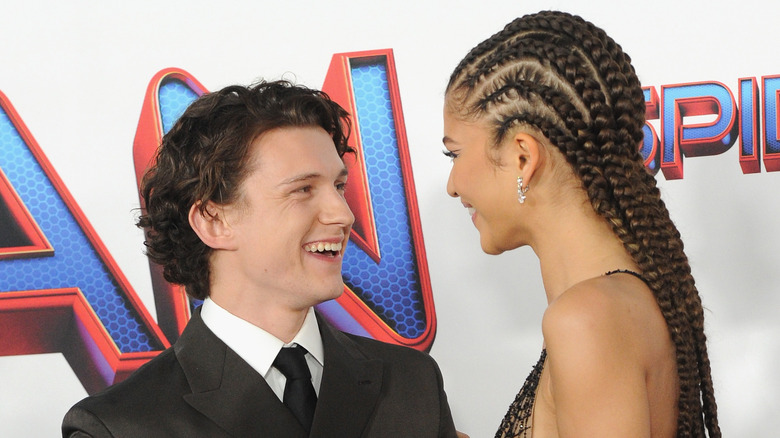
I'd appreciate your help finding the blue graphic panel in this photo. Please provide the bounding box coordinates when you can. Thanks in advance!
[764,77,780,154]
[740,79,756,156]
[642,125,658,172]
[0,107,161,352]
[159,80,198,133]
[341,61,426,339]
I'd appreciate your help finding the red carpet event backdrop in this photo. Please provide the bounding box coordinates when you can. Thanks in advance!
[0,1,777,436]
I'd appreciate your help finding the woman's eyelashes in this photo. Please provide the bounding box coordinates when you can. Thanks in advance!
[442,149,459,161]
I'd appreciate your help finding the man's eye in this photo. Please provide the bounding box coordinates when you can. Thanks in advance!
[296,185,312,193]
[336,182,347,192]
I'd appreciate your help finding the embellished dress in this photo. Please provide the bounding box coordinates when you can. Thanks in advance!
[494,349,546,438]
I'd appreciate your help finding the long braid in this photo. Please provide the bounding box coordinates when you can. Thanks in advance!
[448,11,720,437]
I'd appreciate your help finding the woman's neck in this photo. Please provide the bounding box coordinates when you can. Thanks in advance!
[529,197,638,305]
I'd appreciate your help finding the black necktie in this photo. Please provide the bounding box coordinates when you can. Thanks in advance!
[273,346,317,432]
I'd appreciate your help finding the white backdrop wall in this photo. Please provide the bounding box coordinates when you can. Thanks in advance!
[0,1,777,436]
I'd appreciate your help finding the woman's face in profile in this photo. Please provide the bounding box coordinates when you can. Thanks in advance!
[442,108,525,255]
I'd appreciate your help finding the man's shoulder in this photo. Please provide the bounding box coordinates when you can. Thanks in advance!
[62,345,213,437]
[338,330,438,366]
[72,346,185,413]
[326,329,457,437]
[63,347,193,436]
[317,312,437,365]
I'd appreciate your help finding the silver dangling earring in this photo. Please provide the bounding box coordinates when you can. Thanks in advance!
[517,176,530,204]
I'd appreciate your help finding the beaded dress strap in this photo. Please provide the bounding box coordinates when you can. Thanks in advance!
[494,349,547,438]
[605,269,646,283]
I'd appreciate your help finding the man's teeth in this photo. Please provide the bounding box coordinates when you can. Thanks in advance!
[305,242,343,253]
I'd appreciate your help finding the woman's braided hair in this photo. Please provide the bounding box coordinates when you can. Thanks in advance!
[446,11,719,437]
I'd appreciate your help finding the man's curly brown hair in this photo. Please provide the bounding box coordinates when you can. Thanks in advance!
[136,80,353,300]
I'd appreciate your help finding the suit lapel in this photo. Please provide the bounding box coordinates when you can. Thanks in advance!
[175,310,307,437]
[310,315,383,438]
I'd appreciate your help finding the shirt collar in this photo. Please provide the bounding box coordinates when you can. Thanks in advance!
[200,297,324,377]
[289,306,324,367]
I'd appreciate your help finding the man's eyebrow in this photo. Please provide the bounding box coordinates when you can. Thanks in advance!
[278,167,349,186]
[279,173,320,186]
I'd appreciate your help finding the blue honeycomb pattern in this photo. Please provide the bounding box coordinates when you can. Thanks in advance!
[159,79,198,133]
[0,106,161,352]
[739,80,755,156]
[765,78,780,154]
[641,125,658,172]
[342,61,426,339]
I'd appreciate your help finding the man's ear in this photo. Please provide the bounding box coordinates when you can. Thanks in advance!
[507,131,543,186]
[188,201,238,251]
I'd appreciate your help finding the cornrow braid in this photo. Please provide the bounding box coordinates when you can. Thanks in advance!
[447,11,720,437]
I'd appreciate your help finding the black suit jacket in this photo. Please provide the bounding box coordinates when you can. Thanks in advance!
[62,310,457,437]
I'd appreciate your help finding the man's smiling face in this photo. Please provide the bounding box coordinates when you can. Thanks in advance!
[219,125,354,311]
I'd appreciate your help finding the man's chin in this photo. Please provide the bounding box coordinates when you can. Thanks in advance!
[315,283,345,304]
[328,285,345,301]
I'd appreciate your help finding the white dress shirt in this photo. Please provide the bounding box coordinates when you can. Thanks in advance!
[199,297,324,401]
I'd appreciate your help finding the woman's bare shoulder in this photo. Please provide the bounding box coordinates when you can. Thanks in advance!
[542,273,667,362]
[539,274,670,436]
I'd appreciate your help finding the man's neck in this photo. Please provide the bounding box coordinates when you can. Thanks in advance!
[208,291,310,343]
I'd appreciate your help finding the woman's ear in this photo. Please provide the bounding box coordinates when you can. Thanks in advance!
[188,201,238,251]
[507,132,543,186]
